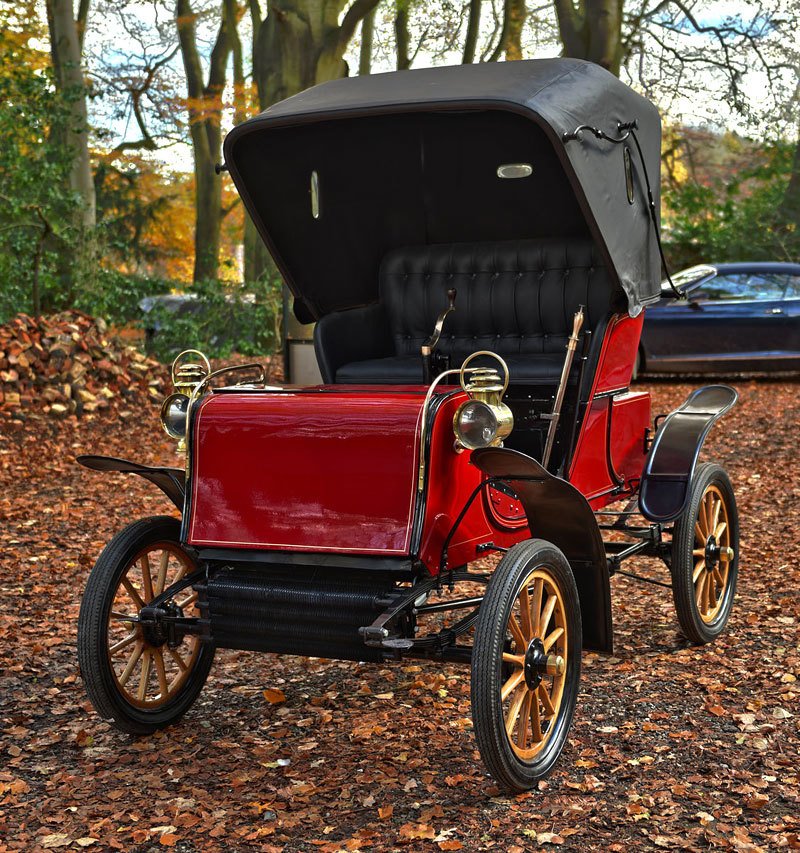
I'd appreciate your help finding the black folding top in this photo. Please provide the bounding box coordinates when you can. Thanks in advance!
[224,59,662,319]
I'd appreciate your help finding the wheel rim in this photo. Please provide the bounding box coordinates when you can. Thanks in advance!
[500,568,568,759]
[692,484,734,624]
[107,542,201,710]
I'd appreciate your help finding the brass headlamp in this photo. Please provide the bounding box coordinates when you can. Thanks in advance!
[160,350,211,452]
[453,351,514,450]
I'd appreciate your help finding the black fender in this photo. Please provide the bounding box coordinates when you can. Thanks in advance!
[77,455,186,512]
[471,447,612,653]
[639,385,737,523]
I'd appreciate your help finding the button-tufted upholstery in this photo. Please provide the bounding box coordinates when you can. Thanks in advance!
[315,238,619,386]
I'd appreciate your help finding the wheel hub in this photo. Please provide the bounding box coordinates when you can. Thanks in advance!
[705,536,734,568]
[523,638,565,690]
[139,601,183,648]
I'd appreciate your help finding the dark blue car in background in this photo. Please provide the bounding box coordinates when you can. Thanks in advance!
[639,262,800,375]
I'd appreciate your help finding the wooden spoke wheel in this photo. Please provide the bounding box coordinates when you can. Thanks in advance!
[78,516,214,734]
[671,463,739,644]
[472,539,581,792]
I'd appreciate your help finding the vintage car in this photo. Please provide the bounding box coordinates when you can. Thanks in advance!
[77,59,739,792]
[640,261,800,375]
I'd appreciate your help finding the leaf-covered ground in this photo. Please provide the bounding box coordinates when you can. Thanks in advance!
[1,378,798,852]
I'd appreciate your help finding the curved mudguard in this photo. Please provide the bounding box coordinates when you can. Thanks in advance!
[639,385,737,523]
[76,455,186,512]
[471,447,612,653]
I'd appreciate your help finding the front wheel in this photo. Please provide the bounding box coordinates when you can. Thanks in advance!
[471,539,582,792]
[78,516,214,734]
[671,462,739,644]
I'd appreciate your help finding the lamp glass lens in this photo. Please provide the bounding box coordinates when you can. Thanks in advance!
[162,393,189,438]
[457,401,498,449]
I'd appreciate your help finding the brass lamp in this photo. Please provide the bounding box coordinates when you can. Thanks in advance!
[453,351,514,450]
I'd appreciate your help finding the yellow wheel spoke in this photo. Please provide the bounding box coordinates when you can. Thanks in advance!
[173,561,188,584]
[168,646,189,672]
[155,551,169,596]
[121,578,145,610]
[119,641,144,686]
[711,497,722,533]
[507,614,527,650]
[693,559,706,583]
[715,521,727,539]
[501,669,525,701]
[109,632,137,656]
[502,652,524,666]
[517,692,532,749]
[138,650,152,701]
[531,578,543,636]
[704,572,714,613]
[530,693,543,742]
[695,571,707,608]
[518,585,533,640]
[543,626,564,653]
[692,548,705,557]
[539,594,557,638]
[178,591,198,609]
[694,522,705,545]
[539,683,556,717]
[505,686,527,738]
[154,649,170,699]
[140,555,154,602]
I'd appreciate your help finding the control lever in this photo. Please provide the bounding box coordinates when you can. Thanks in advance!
[421,288,457,384]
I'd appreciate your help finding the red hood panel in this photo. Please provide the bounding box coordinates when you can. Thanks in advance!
[187,389,425,554]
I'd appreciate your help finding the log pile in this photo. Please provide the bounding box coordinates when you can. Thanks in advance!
[0,312,167,419]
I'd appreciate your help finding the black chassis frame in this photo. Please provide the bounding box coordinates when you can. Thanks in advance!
[134,497,674,665]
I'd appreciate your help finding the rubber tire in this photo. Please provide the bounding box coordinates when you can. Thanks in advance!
[671,462,739,644]
[78,516,214,734]
[471,539,582,792]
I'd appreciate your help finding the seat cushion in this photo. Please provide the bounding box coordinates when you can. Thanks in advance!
[380,239,617,361]
[336,353,577,385]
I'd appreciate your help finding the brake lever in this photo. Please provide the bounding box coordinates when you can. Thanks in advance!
[422,288,457,354]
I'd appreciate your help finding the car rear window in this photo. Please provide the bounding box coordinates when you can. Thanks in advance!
[698,272,790,302]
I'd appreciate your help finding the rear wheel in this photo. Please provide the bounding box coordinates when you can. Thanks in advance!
[671,463,739,644]
[471,539,581,792]
[78,516,214,734]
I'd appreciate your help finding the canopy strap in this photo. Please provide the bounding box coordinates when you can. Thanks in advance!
[628,128,683,300]
[563,120,684,301]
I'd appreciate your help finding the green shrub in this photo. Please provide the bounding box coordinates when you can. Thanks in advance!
[74,268,171,326]
[143,276,283,362]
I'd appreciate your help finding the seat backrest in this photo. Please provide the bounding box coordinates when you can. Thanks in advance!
[380,239,617,361]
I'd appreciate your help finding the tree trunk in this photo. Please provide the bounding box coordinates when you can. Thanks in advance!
[462,0,481,63]
[504,0,526,60]
[176,0,232,282]
[394,0,411,70]
[359,7,375,74]
[553,0,624,76]
[252,0,381,111]
[46,0,96,229]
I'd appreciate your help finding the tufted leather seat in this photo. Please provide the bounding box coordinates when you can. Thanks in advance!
[315,239,619,386]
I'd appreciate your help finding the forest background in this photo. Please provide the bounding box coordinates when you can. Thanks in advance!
[1,0,799,359]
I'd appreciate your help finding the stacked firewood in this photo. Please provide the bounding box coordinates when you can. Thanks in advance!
[0,312,167,419]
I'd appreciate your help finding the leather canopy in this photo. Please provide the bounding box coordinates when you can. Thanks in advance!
[224,58,662,320]
[316,238,616,386]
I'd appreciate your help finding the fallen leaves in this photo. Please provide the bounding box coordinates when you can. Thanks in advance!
[0,373,799,852]
[262,688,286,704]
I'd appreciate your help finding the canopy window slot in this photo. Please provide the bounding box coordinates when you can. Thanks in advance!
[497,163,533,179]
[310,170,321,219]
